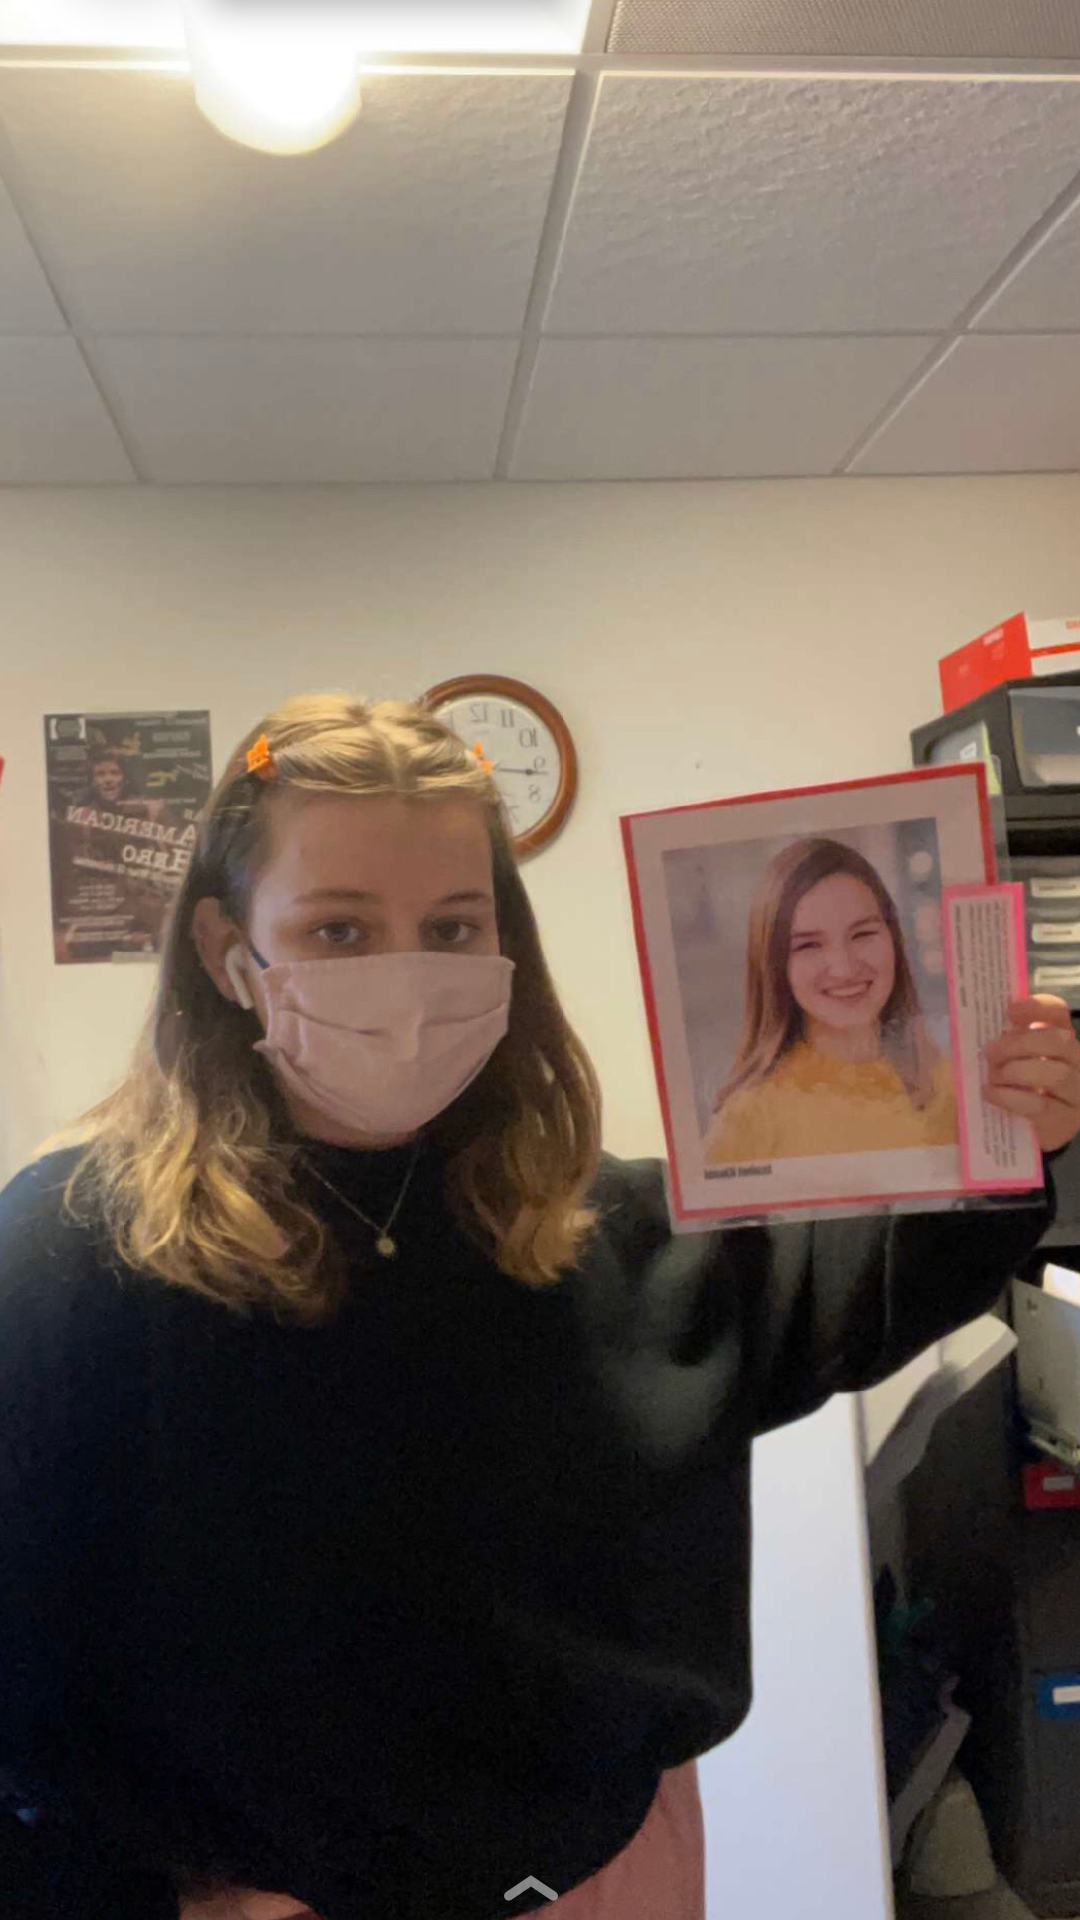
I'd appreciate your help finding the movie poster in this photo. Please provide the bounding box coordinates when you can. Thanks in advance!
[45,710,212,964]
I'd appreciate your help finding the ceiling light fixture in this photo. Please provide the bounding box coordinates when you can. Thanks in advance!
[181,2,361,155]
[0,1,591,56]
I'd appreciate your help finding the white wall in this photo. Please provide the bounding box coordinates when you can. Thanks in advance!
[2,474,1079,1917]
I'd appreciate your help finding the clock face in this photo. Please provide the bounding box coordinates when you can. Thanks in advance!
[434,690,562,843]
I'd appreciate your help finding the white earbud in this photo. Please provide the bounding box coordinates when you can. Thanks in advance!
[224,944,255,1010]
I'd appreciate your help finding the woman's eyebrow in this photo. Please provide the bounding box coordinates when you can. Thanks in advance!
[292,888,495,908]
[791,913,882,939]
[295,888,380,905]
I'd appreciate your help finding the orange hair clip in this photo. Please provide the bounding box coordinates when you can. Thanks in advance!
[472,741,495,776]
[246,735,278,782]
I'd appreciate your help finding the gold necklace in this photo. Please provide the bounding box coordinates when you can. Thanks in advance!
[302,1143,423,1259]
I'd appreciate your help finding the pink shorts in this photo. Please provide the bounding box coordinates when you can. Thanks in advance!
[178,1760,705,1920]
[546,1759,705,1920]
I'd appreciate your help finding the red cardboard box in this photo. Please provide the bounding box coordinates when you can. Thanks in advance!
[939,613,1080,713]
[1023,1460,1080,1510]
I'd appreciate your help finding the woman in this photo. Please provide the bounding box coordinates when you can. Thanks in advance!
[705,836,956,1166]
[1,694,1077,1920]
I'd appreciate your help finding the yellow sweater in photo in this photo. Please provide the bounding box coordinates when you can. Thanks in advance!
[703,1043,958,1165]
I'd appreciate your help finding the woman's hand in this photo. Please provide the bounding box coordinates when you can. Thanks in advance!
[984,994,1080,1154]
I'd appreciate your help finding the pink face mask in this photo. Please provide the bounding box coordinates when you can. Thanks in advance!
[224,944,515,1137]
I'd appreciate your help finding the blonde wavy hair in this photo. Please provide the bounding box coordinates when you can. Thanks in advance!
[46,693,601,1325]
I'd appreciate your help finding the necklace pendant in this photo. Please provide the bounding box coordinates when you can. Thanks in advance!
[376,1234,397,1260]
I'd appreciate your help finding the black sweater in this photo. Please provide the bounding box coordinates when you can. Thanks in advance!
[0,1141,1053,1920]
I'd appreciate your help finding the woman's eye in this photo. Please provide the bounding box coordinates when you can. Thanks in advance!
[314,921,365,949]
[791,940,819,955]
[429,919,478,948]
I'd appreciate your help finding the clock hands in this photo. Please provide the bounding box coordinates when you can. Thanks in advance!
[471,741,548,781]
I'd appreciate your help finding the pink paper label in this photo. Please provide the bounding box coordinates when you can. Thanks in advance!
[942,882,1041,1191]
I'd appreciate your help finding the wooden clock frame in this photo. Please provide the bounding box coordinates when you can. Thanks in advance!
[422,674,578,857]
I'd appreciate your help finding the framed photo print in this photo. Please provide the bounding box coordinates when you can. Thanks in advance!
[622,765,1041,1227]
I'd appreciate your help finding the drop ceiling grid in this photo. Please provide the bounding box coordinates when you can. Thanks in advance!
[544,73,1080,335]
[0,171,64,331]
[0,58,1079,479]
[512,66,1080,478]
[850,332,1080,472]
[0,67,577,336]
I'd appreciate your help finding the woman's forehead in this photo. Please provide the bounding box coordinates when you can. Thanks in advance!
[791,871,879,926]
[258,790,493,897]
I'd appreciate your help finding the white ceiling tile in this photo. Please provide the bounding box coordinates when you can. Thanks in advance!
[547,75,1080,335]
[850,334,1080,473]
[0,178,65,332]
[976,197,1080,330]
[0,67,571,335]
[87,336,518,482]
[607,0,1080,58]
[510,335,932,479]
[0,1,590,52]
[0,337,135,482]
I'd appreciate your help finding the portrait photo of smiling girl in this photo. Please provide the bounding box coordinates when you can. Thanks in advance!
[703,833,957,1166]
[623,765,1042,1225]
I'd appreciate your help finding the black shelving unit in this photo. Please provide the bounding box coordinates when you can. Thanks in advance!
[912,669,1080,1240]
[904,676,1080,1911]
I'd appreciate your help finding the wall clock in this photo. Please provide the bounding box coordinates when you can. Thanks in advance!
[423,675,578,857]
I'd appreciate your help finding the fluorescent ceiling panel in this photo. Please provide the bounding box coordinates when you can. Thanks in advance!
[0,2,591,53]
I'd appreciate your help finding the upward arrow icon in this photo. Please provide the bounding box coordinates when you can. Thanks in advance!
[504,1875,558,1902]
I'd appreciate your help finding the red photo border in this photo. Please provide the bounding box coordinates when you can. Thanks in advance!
[621,763,1009,1224]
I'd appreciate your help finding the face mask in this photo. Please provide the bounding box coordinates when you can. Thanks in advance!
[223,942,515,1137]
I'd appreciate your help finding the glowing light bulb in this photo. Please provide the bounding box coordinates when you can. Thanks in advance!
[182,2,361,156]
